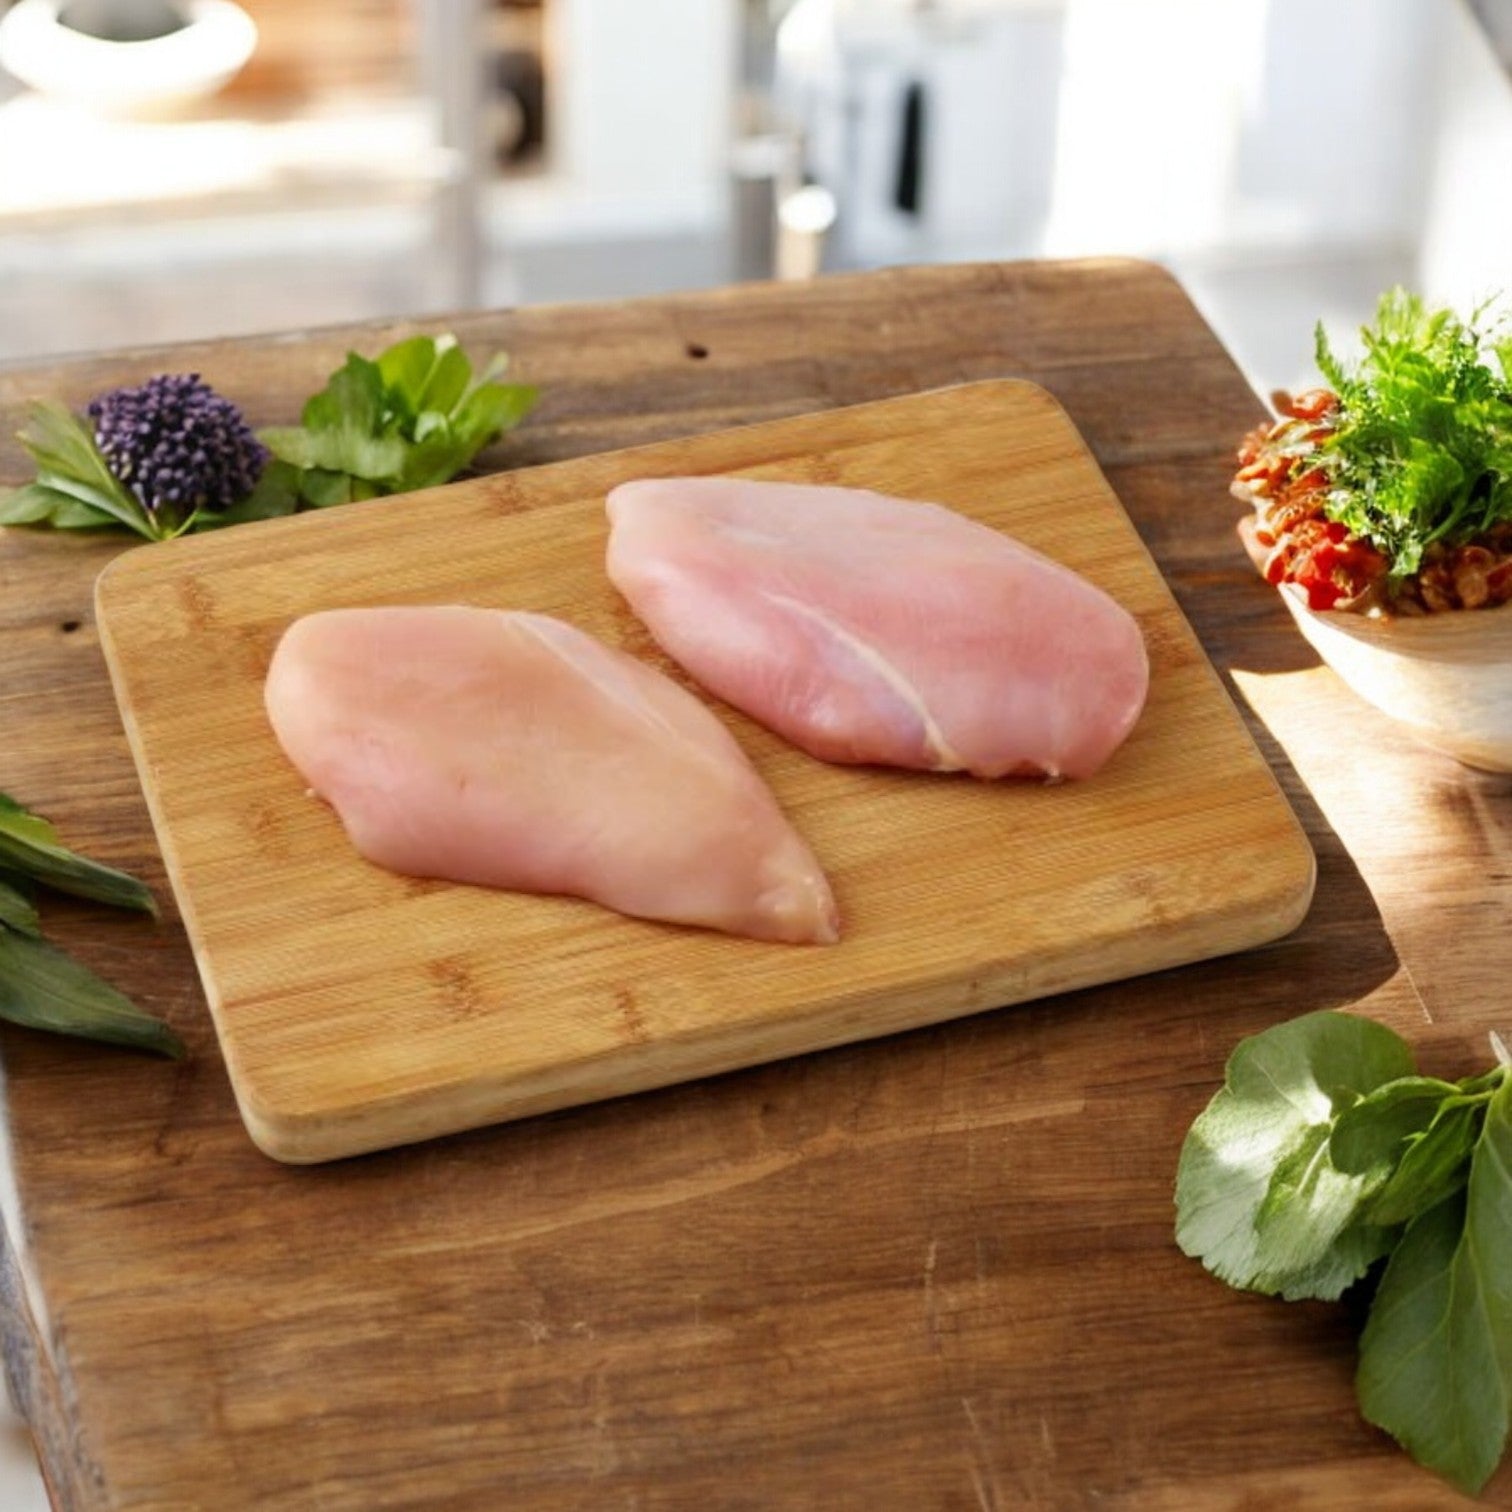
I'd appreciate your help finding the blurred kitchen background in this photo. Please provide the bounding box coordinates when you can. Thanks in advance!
[0,0,1508,400]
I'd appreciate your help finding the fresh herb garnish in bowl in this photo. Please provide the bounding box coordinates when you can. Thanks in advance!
[1233,291,1512,770]
[1234,289,1512,614]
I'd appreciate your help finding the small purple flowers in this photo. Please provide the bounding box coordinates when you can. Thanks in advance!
[88,373,267,530]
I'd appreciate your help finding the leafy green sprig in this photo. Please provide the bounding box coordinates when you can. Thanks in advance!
[1314,290,1512,578]
[1176,1010,1511,1493]
[0,793,182,1057]
[257,333,537,511]
[0,401,188,540]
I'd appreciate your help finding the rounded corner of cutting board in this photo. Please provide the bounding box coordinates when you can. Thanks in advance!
[230,1069,343,1166]
[1272,819,1320,942]
[93,547,149,618]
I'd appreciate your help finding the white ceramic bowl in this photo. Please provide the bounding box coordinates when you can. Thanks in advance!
[1280,585,1512,772]
[0,0,257,119]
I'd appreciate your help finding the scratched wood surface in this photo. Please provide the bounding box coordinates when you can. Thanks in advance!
[0,261,1502,1508]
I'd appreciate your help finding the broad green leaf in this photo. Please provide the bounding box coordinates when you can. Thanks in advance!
[48,498,118,529]
[300,353,384,433]
[398,383,538,492]
[1368,1099,1481,1227]
[1175,1010,1416,1299]
[1357,1077,1512,1493]
[257,426,323,469]
[1249,1123,1399,1298]
[197,459,300,529]
[417,338,470,414]
[396,432,473,494]
[375,334,476,424]
[453,382,538,450]
[1330,1076,1460,1175]
[0,880,39,936]
[261,422,406,485]
[0,929,182,1057]
[299,468,356,508]
[375,334,440,413]
[280,357,409,482]
[0,482,70,526]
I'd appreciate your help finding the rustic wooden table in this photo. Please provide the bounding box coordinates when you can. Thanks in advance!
[0,260,1500,1510]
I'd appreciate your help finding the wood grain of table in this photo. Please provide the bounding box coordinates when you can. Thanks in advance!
[0,260,1501,1510]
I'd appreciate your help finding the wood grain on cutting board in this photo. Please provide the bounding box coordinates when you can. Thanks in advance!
[94,380,1314,1162]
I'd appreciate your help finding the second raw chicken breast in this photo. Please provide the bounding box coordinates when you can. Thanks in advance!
[264,606,839,944]
[605,478,1149,781]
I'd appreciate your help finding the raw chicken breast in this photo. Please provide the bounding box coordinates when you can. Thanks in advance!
[264,606,838,944]
[605,478,1148,781]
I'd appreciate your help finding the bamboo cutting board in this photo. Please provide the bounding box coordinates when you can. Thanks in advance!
[95,380,1314,1163]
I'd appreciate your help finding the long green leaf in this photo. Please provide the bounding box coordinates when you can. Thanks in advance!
[34,466,156,538]
[0,803,156,915]
[417,339,470,414]
[0,792,58,846]
[1357,1077,1512,1493]
[17,402,150,536]
[0,483,72,526]
[48,498,119,530]
[0,929,182,1057]
[0,880,39,936]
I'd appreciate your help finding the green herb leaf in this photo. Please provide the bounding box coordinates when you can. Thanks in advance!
[259,334,536,511]
[1357,1076,1512,1493]
[457,380,538,449]
[1316,290,1512,576]
[0,482,74,526]
[374,334,441,414]
[0,927,181,1057]
[16,402,155,539]
[197,458,301,529]
[1367,1098,1485,1228]
[1175,1011,1416,1299]
[0,792,61,846]
[0,878,39,936]
[47,497,119,529]
[266,356,411,484]
[298,469,357,508]
[1330,1076,1461,1176]
[0,792,156,915]
[414,337,471,414]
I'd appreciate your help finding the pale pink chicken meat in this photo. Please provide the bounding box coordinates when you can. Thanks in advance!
[263,606,838,944]
[605,478,1149,781]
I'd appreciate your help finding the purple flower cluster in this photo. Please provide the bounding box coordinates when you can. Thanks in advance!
[88,373,266,526]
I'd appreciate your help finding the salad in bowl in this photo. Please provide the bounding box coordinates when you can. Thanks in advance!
[1232,290,1512,769]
